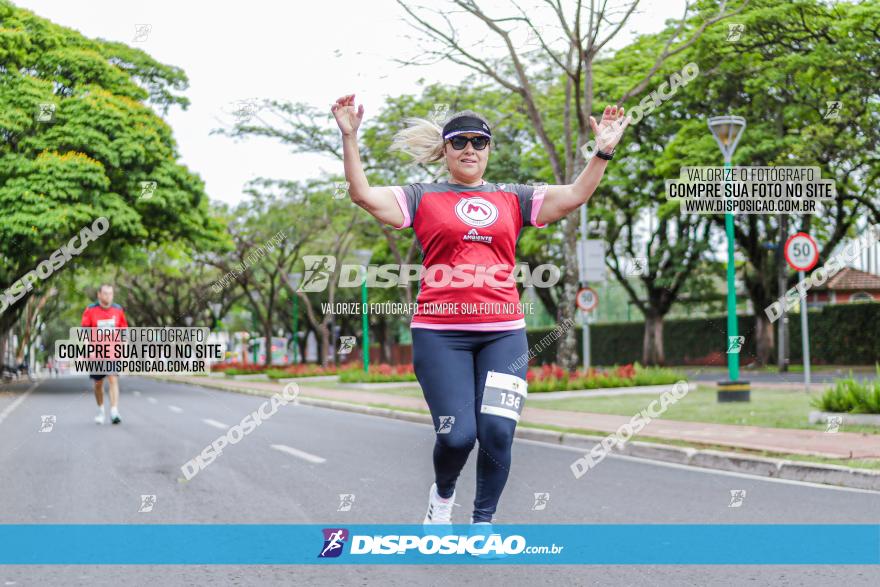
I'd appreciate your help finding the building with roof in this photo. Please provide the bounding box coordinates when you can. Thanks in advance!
[806,267,880,308]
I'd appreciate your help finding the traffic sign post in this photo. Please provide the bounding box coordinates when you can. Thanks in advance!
[576,287,599,312]
[784,233,819,392]
[784,232,820,272]
[576,287,598,369]
[798,270,811,392]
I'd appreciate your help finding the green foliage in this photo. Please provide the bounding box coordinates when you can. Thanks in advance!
[788,303,880,365]
[525,363,682,393]
[811,365,880,414]
[0,0,226,327]
[338,364,416,383]
[527,303,880,366]
[223,368,266,376]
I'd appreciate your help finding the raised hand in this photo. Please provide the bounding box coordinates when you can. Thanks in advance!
[589,105,631,153]
[331,94,364,137]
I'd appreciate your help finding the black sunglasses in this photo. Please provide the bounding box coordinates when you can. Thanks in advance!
[447,135,490,150]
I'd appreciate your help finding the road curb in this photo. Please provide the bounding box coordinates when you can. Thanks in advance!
[809,410,880,427]
[150,375,880,492]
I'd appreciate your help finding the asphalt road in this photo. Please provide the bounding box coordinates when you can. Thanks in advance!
[1,376,878,586]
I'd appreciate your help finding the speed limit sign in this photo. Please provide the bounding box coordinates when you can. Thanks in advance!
[784,233,819,271]
[576,287,598,312]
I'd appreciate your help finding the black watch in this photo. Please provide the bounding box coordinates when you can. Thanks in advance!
[595,149,615,160]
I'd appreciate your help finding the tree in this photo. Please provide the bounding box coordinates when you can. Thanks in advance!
[0,1,225,336]
[672,0,880,365]
[209,181,337,367]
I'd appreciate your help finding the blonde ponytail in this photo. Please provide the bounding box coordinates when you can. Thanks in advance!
[389,117,445,166]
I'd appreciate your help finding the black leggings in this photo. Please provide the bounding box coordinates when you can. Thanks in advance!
[412,327,528,523]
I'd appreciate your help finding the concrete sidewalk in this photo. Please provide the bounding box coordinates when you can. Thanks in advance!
[160,375,880,460]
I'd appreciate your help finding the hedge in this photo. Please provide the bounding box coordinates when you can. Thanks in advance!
[526,302,880,366]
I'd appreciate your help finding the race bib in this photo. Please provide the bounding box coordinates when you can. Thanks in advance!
[480,370,527,422]
[97,318,116,329]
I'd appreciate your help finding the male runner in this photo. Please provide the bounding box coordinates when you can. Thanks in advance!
[81,284,129,424]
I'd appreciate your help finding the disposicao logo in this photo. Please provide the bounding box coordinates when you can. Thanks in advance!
[318,528,348,558]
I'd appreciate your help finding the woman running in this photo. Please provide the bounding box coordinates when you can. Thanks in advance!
[331,94,629,529]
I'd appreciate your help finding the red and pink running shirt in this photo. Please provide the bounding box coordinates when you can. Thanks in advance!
[81,302,129,360]
[81,302,129,330]
[390,179,548,331]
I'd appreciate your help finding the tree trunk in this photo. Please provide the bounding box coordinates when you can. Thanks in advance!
[263,323,272,368]
[754,313,775,367]
[642,313,665,366]
[375,317,391,364]
[555,216,580,370]
[319,323,330,368]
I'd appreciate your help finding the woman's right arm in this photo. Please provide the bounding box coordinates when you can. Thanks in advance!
[332,94,405,229]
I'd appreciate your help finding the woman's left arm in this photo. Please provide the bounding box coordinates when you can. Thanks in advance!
[535,105,631,226]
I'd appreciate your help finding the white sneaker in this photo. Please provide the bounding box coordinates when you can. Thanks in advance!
[422,483,455,526]
[110,408,121,425]
[95,408,105,425]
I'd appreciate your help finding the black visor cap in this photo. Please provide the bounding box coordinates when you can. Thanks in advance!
[442,115,491,140]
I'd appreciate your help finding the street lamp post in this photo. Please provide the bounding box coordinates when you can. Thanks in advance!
[708,115,751,402]
[353,249,373,373]
[208,303,224,367]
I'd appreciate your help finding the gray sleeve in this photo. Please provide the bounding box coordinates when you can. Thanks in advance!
[389,183,425,229]
[509,183,549,228]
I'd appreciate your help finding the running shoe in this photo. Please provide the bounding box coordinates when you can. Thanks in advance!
[422,483,455,527]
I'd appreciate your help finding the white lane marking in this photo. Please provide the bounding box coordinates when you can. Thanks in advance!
[202,418,228,430]
[514,437,880,495]
[133,391,142,397]
[168,405,183,413]
[0,382,39,426]
[270,444,326,464]
[147,397,158,404]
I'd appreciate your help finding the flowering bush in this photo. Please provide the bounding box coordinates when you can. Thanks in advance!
[266,364,344,378]
[525,363,681,393]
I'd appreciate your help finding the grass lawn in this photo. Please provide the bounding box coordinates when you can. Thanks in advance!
[297,379,423,397]
[309,380,879,434]
[531,385,880,435]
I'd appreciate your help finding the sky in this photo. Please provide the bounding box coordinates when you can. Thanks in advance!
[17,0,687,206]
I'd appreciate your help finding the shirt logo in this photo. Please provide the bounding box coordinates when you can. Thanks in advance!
[454,197,498,228]
[463,228,493,244]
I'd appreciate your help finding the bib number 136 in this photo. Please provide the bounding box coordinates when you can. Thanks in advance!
[499,392,522,410]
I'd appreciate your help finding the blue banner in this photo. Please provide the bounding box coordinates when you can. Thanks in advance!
[0,524,877,564]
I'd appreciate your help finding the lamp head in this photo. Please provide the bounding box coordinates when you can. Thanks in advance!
[708,115,746,161]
